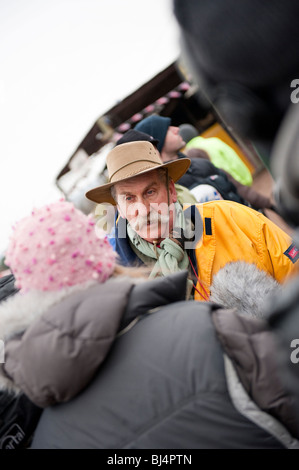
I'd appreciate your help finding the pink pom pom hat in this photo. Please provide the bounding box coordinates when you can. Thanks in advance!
[5,200,117,292]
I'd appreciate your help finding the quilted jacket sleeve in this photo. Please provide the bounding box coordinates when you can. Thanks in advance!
[3,281,134,408]
[211,308,299,439]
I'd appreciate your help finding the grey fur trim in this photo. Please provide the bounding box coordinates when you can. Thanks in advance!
[210,261,280,318]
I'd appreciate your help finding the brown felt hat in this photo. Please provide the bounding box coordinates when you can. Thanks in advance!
[85,141,191,205]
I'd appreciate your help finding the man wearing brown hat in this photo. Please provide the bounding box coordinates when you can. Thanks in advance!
[86,140,299,301]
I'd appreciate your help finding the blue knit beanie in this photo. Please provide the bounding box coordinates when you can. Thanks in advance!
[135,115,171,153]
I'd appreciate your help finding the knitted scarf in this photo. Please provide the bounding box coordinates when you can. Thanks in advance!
[127,202,193,297]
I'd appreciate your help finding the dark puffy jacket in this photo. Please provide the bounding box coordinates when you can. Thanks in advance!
[2,273,187,407]
[25,273,298,449]
[177,153,249,206]
[186,147,275,211]
[2,269,298,449]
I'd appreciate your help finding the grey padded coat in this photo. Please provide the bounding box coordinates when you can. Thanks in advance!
[1,269,298,449]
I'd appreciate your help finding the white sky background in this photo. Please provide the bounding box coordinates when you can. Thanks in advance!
[0,0,180,254]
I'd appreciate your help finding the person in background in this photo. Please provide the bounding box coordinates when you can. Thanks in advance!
[179,122,253,186]
[135,115,275,211]
[179,123,277,212]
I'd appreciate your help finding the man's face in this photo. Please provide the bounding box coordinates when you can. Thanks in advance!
[162,126,185,158]
[114,170,177,243]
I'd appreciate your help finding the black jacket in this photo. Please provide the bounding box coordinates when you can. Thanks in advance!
[177,153,249,206]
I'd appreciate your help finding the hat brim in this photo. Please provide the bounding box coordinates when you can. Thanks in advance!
[85,158,191,205]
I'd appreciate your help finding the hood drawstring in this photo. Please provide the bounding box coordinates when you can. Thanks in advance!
[188,255,209,301]
[153,241,159,258]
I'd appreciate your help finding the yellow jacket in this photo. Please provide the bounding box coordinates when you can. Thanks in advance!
[190,201,299,301]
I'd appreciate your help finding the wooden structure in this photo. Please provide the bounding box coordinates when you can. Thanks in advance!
[55,62,264,203]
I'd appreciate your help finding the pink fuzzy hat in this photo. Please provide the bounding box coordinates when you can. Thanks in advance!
[5,200,117,292]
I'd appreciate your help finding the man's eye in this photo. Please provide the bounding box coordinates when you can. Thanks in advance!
[147,189,155,196]
[125,196,134,202]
